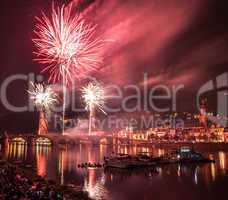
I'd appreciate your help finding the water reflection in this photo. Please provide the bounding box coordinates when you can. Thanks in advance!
[194,166,199,185]
[211,162,216,181]
[36,145,51,177]
[219,151,226,172]
[2,142,228,200]
[84,169,109,200]
[7,142,27,161]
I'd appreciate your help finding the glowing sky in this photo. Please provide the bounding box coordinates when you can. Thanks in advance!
[1,0,228,115]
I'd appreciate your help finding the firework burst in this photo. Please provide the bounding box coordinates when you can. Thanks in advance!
[82,82,106,114]
[32,4,104,85]
[28,82,58,111]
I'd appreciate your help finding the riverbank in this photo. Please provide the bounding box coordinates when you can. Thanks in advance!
[0,160,91,200]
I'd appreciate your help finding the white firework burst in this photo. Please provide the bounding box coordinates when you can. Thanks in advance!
[28,82,58,111]
[82,82,106,114]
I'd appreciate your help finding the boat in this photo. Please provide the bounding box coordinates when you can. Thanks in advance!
[104,147,214,169]
[104,154,156,169]
[170,146,215,164]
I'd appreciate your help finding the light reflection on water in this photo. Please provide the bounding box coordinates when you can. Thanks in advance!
[2,143,228,200]
[7,142,27,160]
[36,145,50,177]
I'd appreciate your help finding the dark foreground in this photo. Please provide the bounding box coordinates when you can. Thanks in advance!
[0,160,91,200]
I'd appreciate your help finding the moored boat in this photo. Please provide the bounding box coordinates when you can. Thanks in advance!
[104,147,214,169]
[104,154,156,169]
[173,146,215,164]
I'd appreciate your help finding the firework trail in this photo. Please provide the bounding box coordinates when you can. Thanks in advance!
[33,3,106,134]
[33,4,104,86]
[82,82,106,114]
[82,82,106,135]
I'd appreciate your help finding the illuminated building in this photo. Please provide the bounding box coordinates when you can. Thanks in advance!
[209,127,225,142]
[224,128,228,142]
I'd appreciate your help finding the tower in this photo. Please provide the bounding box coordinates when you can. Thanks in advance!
[199,99,207,129]
[38,111,48,135]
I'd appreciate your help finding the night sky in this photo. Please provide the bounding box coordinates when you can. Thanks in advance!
[0,0,228,118]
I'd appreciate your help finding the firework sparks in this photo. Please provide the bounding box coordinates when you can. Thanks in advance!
[82,82,106,114]
[28,82,58,111]
[33,4,104,85]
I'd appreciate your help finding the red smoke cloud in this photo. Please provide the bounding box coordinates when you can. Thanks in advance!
[69,0,228,89]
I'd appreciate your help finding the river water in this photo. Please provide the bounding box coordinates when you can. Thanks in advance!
[1,142,228,200]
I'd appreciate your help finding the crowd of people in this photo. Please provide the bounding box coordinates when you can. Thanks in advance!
[0,161,63,200]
